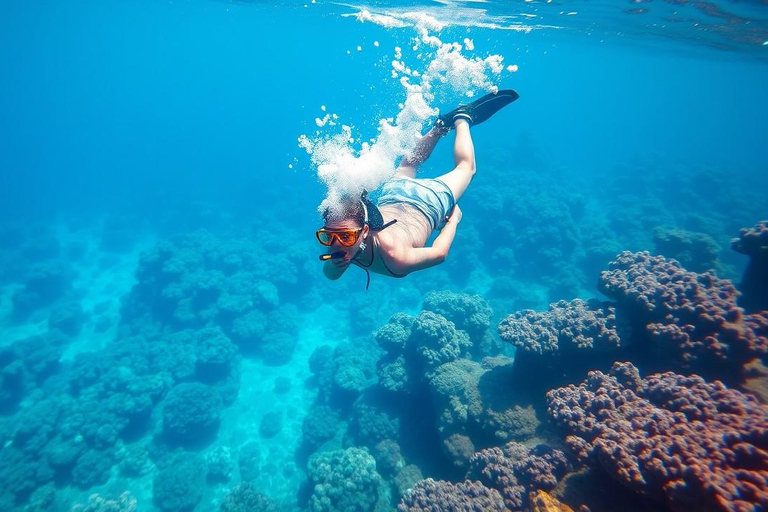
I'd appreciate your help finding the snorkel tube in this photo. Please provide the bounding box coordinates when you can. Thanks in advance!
[319,251,346,261]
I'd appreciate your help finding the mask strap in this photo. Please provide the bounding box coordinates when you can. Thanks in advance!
[360,199,369,226]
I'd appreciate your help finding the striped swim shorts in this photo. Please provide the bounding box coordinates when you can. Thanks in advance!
[378,177,456,231]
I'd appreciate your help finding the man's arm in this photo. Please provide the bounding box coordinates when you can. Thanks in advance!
[395,205,462,273]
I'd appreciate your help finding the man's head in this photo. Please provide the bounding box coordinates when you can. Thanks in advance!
[317,195,370,265]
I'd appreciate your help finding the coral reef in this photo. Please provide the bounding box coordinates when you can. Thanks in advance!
[428,358,539,452]
[71,492,138,512]
[161,382,223,446]
[498,299,621,355]
[652,227,720,274]
[220,483,277,512]
[467,442,571,511]
[547,361,768,511]
[598,251,768,379]
[11,260,75,320]
[732,220,768,312]
[398,478,506,511]
[306,447,382,512]
[302,405,341,451]
[422,291,495,353]
[152,455,205,512]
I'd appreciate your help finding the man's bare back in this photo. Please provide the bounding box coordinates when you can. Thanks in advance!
[353,203,435,277]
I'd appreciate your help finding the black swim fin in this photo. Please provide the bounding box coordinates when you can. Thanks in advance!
[438,89,519,131]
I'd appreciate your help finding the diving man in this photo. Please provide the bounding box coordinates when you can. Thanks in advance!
[317,90,519,288]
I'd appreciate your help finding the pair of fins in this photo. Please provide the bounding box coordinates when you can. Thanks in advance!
[437,89,519,132]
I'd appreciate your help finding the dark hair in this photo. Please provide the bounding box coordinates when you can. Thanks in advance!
[322,196,365,227]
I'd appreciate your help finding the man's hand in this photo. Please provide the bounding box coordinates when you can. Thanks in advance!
[447,204,462,225]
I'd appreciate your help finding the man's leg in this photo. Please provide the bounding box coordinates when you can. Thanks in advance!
[394,126,444,179]
[434,119,475,202]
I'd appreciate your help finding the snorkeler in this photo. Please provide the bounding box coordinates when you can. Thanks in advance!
[317,89,519,288]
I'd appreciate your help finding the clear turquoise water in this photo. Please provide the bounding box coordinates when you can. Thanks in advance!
[0,0,767,510]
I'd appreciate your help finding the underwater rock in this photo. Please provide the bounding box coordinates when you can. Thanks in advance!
[332,342,381,400]
[374,313,415,353]
[547,361,768,512]
[260,305,300,366]
[119,443,153,477]
[124,230,298,329]
[442,434,475,471]
[230,309,266,355]
[346,392,401,449]
[529,490,574,512]
[732,220,768,312]
[71,448,117,489]
[1,331,67,413]
[377,353,410,394]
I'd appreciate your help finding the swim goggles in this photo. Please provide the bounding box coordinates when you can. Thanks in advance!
[316,228,363,247]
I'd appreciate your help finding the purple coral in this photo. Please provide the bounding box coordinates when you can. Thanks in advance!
[598,251,768,372]
[498,299,621,355]
[732,220,768,311]
[467,442,571,510]
[546,361,768,511]
[398,478,506,511]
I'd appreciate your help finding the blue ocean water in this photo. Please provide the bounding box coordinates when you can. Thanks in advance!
[1,0,767,510]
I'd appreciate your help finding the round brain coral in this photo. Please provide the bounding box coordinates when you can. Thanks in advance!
[423,290,493,343]
[306,447,381,512]
[411,312,471,370]
[161,382,222,446]
[152,455,205,512]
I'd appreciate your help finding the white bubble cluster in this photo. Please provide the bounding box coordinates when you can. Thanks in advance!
[301,11,509,217]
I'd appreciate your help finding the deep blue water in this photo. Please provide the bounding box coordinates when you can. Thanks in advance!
[1,0,767,510]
